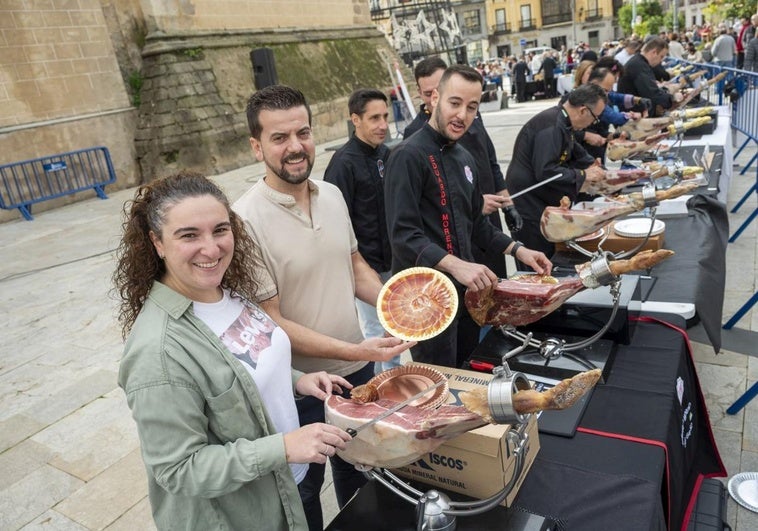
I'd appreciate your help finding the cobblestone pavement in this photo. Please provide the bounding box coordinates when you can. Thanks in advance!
[0,97,756,530]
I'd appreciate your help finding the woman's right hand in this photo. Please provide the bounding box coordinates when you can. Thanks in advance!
[283,423,352,465]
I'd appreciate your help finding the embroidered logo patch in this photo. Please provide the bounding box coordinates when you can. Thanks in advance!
[464,165,473,184]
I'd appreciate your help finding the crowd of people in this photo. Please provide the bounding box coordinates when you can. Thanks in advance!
[112,12,758,530]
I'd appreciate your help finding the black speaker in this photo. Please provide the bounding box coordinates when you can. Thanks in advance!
[250,48,278,90]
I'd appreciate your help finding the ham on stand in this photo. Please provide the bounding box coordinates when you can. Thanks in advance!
[464,249,674,328]
[540,181,698,243]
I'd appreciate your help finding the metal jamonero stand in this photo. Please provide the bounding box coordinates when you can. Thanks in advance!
[567,183,661,261]
[358,362,534,530]
[497,253,623,369]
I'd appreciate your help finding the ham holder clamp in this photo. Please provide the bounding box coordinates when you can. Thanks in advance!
[325,364,537,530]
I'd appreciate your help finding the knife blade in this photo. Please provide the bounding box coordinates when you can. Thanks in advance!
[507,173,564,200]
[346,380,446,438]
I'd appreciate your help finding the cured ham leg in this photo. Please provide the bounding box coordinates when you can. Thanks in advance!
[464,249,674,327]
[673,72,727,110]
[618,117,673,141]
[607,132,670,161]
[540,181,698,242]
[324,395,486,468]
[581,168,650,196]
[460,369,602,422]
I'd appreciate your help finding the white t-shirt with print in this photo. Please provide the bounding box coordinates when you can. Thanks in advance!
[193,290,307,483]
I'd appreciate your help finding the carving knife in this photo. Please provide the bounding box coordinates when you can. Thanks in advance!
[508,173,564,200]
[346,380,446,438]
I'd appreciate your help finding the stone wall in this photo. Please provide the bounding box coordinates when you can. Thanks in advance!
[0,0,140,223]
[139,0,371,33]
[0,1,406,221]
[135,27,401,181]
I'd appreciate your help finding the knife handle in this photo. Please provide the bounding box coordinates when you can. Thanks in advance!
[346,428,357,438]
[469,360,495,372]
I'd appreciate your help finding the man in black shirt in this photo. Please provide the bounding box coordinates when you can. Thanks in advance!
[385,65,551,368]
[506,83,608,259]
[618,37,682,117]
[324,89,397,373]
[404,57,522,278]
[513,57,529,102]
[537,52,558,98]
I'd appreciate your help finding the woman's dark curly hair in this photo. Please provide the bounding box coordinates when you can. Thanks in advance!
[112,170,258,338]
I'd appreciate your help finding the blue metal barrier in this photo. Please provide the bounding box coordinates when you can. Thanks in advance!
[0,146,116,221]
[668,61,758,331]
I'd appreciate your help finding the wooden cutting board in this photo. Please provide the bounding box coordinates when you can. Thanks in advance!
[554,220,665,254]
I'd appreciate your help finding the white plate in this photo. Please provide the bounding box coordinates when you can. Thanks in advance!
[613,218,666,238]
[728,472,758,513]
[576,227,605,242]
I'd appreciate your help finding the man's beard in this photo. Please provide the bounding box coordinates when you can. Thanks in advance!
[266,152,314,185]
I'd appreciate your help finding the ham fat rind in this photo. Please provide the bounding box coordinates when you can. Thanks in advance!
[581,168,650,196]
[465,250,674,327]
[324,396,485,468]
[540,181,698,242]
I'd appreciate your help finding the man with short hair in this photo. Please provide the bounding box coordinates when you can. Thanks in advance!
[711,24,737,67]
[668,33,686,59]
[744,14,758,72]
[385,65,552,369]
[324,89,397,373]
[506,83,608,257]
[618,37,682,116]
[737,16,751,68]
[615,39,642,65]
[404,57,522,279]
[233,85,410,531]
[537,51,558,98]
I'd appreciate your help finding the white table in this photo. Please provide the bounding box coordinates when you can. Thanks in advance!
[557,74,574,95]
[676,105,733,203]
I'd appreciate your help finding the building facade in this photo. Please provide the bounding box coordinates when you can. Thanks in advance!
[485,0,621,59]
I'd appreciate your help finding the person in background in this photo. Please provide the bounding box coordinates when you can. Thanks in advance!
[233,85,412,531]
[513,55,530,102]
[743,14,758,72]
[506,84,608,258]
[711,24,737,67]
[566,48,575,72]
[737,16,751,69]
[385,65,551,369]
[114,171,353,531]
[573,60,596,88]
[324,89,397,374]
[614,39,642,66]
[538,51,558,98]
[618,37,681,117]
[686,42,704,63]
[668,33,686,59]
[403,57,523,279]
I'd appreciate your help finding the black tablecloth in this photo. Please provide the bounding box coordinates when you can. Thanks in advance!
[553,194,729,352]
[325,317,726,531]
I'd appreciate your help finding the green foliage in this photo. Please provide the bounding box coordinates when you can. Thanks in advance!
[703,0,757,21]
[617,1,687,37]
[128,70,143,107]
[183,47,204,59]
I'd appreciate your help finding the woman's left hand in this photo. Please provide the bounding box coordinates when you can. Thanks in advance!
[296,372,352,401]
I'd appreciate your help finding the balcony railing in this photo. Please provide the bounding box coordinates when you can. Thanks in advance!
[519,18,537,31]
[461,25,483,36]
[542,13,572,26]
[585,7,603,21]
[491,22,511,35]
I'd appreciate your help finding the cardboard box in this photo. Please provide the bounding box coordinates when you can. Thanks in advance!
[391,363,540,506]
[554,220,665,254]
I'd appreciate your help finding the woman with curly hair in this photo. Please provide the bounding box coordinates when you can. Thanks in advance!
[113,171,352,530]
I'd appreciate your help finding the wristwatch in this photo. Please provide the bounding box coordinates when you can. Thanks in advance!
[509,241,524,257]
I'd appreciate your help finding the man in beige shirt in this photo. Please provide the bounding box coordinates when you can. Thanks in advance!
[233,85,411,531]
